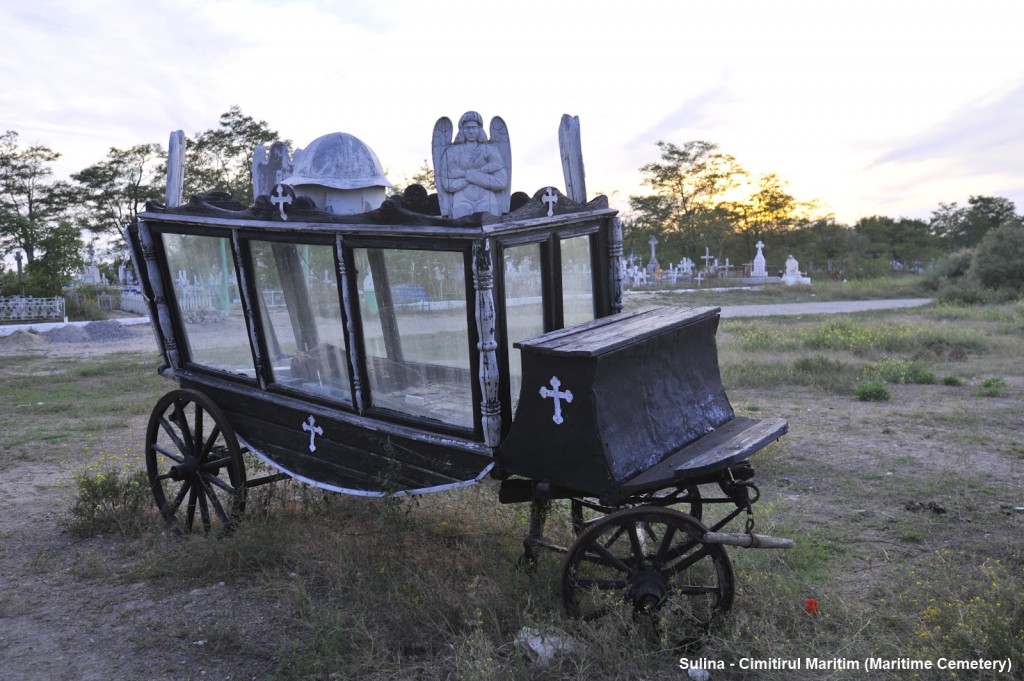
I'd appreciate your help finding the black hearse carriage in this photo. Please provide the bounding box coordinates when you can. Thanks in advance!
[126,115,791,631]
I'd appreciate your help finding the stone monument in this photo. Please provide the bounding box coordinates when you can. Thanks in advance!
[432,111,511,218]
[781,254,812,286]
[741,240,778,285]
[752,241,767,277]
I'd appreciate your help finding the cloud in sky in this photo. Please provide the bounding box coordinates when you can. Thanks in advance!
[875,82,1024,174]
[2,0,1023,225]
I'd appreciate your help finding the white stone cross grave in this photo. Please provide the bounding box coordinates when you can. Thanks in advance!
[752,240,768,277]
[701,247,714,271]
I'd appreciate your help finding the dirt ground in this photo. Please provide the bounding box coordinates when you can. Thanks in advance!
[1,328,284,680]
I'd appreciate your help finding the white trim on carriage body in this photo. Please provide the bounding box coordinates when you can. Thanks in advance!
[237,435,495,498]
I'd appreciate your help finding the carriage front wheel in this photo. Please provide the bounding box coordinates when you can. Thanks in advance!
[561,506,734,641]
[145,389,247,535]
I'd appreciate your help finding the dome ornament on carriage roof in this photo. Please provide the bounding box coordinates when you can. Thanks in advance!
[254,132,391,216]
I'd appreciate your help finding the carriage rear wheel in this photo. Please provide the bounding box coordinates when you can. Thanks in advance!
[145,389,247,535]
[561,506,734,642]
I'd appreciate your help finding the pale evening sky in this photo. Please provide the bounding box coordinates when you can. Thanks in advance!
[2,0,1022,226]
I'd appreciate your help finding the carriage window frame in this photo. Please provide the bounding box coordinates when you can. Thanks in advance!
[495,223,605,430]
[153,225,259,384]
[345,237,482,438]
[241,234,355,407]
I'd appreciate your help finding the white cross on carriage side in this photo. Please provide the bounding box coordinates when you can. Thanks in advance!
[539,376,573,425]
[302,415,323,452]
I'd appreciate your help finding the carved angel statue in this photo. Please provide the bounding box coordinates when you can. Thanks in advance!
[432,112,511,218]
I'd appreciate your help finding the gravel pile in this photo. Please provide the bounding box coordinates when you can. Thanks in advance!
[44,320,143,343]
[45,325,91,343]
[84,320,140,342]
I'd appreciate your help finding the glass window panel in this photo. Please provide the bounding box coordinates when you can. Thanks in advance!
[355,248,472,429]
[503,243,545,411]
[561,234,595,327]
[161,233,254,377]
[250,241,350,403]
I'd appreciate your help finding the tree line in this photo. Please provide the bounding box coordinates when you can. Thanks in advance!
[623,140,1023,280]
[2,112,1021,297]
[0,106,282,296]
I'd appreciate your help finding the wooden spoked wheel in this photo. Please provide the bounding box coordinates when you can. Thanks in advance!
[145,389,247,535]
[561,506,733,640]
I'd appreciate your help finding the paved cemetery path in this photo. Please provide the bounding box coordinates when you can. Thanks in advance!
[716,298,933,318]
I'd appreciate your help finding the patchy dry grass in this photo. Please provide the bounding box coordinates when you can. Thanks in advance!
[0,353,165,465]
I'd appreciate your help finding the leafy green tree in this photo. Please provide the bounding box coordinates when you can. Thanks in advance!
[970,222,1024,293]
[930,196,1019,250]
[854,215,936,267]
[628,141,747,262]
[26,220,85,296]
[727,173,811,255]
[184,106,286,204]
[0,268,19,296]
[72,143,165,238]
[0,130,74,264]
[800,217,851,274]
[928,202,963,246]
[854,215,898,260]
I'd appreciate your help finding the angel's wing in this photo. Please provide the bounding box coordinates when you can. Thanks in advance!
[253,140,293,199]
[432,117,454,217]
[252,144,267,199]
[489,116,511,214]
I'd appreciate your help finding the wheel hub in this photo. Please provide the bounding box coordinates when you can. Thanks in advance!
[628,570,670,611]
[169,455,201,481]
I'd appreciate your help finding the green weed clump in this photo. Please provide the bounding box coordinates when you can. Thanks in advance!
[855,381,891,401]
[65,453,152,537]
[860,357,936,385]
[976,377,1006,397]
[942,376,964,386]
